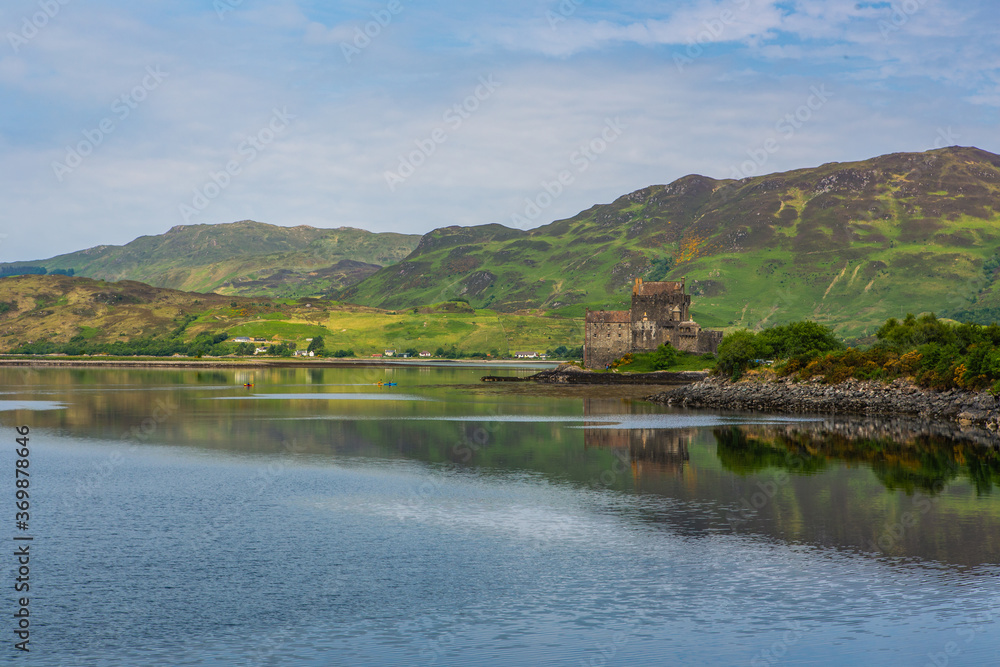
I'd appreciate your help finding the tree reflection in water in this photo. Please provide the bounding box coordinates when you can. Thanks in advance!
[714,419,1000,495]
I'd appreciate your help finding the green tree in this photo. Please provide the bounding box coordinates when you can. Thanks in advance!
[716,330,766,380]
[759,320,842,357]
[646,257,675,281]
[308,335,325,354]
[651,343,678,370]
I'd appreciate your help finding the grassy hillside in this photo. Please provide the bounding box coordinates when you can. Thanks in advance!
[341,147,1000,337]
[0,221,420,298]
[0,275,580,355]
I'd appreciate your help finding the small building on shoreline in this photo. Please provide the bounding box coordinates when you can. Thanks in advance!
[584,278,722,369]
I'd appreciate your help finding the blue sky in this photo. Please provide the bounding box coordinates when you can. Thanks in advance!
[1,0,997,262]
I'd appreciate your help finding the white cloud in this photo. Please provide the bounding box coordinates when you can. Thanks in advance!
[0,0,998,264]
[472,0,788,57]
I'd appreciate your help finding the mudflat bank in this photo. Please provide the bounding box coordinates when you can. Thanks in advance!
[484,364,709,385]
[648,374,1000,430]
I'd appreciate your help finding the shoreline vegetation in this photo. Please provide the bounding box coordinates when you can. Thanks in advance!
[0,356,558,369]
[648,373,1000,432]
[499,313,1000,431]
[648,314,1000,432]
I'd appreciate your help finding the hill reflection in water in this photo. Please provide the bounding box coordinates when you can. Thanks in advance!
[4,366,1000,566]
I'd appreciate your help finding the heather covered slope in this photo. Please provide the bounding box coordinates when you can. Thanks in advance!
[4,147,999,337]
[341,147,1000,336]
[1,221,420,298]
[0,275,581,355]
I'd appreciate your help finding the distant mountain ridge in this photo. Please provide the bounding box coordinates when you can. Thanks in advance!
[0,221,421,298]
[3,147,999,337]
[340,146,1000,336]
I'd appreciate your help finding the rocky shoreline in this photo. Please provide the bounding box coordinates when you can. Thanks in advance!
[484,365,709,385]
[647,374,1000,431]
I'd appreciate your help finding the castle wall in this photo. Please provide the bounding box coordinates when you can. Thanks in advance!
[696,329,723,355]
[631,319,675,352]
[630,278,691,354]
[584,311,631,369]
[583,279,722,367]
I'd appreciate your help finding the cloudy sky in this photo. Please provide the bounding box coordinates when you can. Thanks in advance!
[1,0,997,262]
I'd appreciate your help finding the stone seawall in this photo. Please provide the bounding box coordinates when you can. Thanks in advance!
[648,375,1000,431]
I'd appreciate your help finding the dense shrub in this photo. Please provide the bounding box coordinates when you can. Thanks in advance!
[0,266,46,277]
[747,314,1000,392]
[716,330,768,380]
[758,320,844,357]
[548,345,584,359]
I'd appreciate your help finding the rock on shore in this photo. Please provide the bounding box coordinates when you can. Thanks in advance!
[648,374,1000,431]
[524,364,709,385]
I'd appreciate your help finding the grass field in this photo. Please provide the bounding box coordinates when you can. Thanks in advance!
[613,351,716,373]
[223,308,583,355]
[0,277,585,357]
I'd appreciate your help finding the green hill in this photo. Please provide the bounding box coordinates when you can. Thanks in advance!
[0,275,580,355]
[341,147,1000,336]
[0,221,420,298]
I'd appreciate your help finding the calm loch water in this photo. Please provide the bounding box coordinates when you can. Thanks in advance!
[2,365,999,666]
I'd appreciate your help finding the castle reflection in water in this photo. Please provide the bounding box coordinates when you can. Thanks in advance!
[582,399,693,477]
